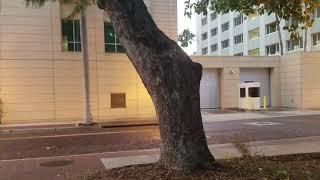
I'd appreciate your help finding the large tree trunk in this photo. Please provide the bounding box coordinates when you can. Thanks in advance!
[275,14,284,55]
[97,0,215,172]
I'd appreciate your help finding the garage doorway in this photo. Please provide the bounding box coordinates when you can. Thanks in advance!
[240,68,271,107]
[200,69,221,109]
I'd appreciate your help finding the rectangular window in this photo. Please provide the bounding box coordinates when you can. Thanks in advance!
[249,87,260,98]
[202,47,208,55]
[221,22,229,32]
[317,8,320,18]
[104,22,125,53]
[211,44,218,52]
[234,14,243,27]
[210,12,217,21]
[249,28,259,40]
[201,17,207,26]
[234,52,243,56]
[111,93,126,108]
[201,32,208,40]
[248,48,260,56]
[312,33,320,46]
[266,43,280,55]
[234,34,243,45]
[287,38,303,51]
[288,17,299,27]
[62,20,81,52]
[211,28,218,37]
[266,22,277,34]
[221,39,229,49]
[240,88,246,98]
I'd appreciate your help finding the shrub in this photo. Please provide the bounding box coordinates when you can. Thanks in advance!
[232,137,253,158]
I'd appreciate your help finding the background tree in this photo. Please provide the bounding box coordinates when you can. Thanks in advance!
[26,0,95,125]
[26,0,215,172]
[178,29,196,48]
[284,0,320,52]
[185,0,320,54]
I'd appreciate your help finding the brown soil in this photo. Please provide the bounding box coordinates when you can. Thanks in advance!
[77,153,320,180]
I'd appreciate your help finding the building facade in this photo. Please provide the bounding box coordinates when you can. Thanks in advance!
[1,0,320,125]
[0,0,177,124]
[193,52,320,111]
[197,9,320,56]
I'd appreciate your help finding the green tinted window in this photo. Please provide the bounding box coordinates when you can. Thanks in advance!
[62,20,81,52]
[104,22,125,53]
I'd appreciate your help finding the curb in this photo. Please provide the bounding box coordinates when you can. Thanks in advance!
[0,121,158,134]
[99,121,158,128]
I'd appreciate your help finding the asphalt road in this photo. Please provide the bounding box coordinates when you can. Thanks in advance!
[1,114,320,160]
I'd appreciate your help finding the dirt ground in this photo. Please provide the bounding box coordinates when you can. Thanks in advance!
[76,153,320,180]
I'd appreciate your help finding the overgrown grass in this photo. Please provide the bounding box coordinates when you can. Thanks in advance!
[231,135,261,159]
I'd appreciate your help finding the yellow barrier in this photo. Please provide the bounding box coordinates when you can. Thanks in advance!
[263,96,267,111]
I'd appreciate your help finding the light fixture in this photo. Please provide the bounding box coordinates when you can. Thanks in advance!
[229,70,236,74]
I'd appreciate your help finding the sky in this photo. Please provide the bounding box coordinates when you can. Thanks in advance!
[177,0,197,55]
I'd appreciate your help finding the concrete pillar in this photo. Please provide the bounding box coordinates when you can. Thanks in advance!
[220,68,240,108]
[270,67,281,107]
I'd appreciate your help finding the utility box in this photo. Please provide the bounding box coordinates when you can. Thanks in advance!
[239,82,261,110]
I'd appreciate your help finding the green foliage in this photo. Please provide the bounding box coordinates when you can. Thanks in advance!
[185,0,320,39]
[25,0,51,7]
[25,0,95,17]
[178,29,195,48]
[274,166,290,180]
[304,170,314,180]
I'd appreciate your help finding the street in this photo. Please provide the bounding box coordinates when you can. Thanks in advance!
[1,112,320,179]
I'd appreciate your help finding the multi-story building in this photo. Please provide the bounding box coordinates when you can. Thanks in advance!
[1,0,320,125]
[197,9,320,56]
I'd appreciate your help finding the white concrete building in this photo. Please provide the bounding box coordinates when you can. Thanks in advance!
[196,9,320,56]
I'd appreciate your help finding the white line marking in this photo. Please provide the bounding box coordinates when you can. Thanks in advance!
[0,130,154,141]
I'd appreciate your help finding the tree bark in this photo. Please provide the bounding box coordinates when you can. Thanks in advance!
[97,0,215,172]
[80,12,93,125]
[304,28,308,52]
[275,14,284,55]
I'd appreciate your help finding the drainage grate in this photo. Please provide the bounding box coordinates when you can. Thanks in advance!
[244,122,282,126]
[40,160,73,167]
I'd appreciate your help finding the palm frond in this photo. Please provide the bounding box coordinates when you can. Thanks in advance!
[25,0,53,7]
[25,0,95,18]
[68,0,96,18]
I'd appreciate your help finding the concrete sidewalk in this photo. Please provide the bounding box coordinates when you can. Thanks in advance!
[101,136,320,169]
[1,136,320,180]
[2,109,320,132]
[0,119,157,134]
[202,110,320,123]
